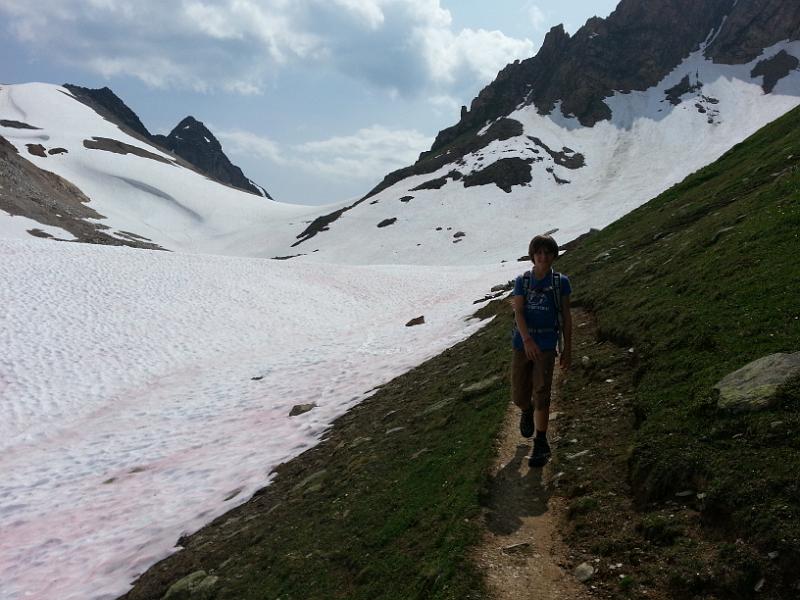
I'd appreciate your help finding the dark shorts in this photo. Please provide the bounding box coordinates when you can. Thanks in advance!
[510,349,556,410]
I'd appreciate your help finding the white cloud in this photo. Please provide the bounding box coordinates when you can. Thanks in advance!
[0,0,534,99]
[217,129,287,164]
[528,5,547,31]
[329,0,386,29]
[427,94,461,114]
[220,125,432,182]
[415,25,534,100]
[183,2,245,40]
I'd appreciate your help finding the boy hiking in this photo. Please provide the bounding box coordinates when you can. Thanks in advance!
[511,234,572,467]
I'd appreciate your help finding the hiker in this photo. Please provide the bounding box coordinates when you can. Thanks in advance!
[511,234,572,467]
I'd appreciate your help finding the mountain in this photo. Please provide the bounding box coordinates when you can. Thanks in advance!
[0,83,314,254]
[431,0,800,141]
[151,116,271,199]
[63,84,270,198]
[286,0,800,264]
[2,0,800,266]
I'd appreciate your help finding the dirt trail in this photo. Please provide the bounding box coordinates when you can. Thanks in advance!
[474,370,590,600]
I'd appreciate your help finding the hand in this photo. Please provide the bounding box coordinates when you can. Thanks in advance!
[523,337,541,361]
[559,352,572,371]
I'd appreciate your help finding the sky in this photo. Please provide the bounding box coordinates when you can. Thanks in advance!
[0,0,619,205]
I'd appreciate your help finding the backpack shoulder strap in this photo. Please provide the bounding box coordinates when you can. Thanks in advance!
[551,271,562,313]
[522,271,532,296]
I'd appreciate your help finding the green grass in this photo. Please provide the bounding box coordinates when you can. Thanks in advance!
[556,104,800,592]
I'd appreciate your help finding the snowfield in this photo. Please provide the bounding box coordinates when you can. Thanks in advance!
[0,237,509,600]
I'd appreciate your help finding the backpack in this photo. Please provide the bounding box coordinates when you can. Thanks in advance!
[514,269,565,354]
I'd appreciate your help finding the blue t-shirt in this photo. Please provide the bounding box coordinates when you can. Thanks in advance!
[511,270,571,351]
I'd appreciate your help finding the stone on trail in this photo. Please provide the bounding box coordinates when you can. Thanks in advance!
[574,562,595,582]
[714,352,800,413]
[501,542,531,554]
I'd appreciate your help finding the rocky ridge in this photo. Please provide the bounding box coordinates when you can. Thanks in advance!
[290,0,800,252]
[431,0,799,152]
[64,84,270,198]
[152,117,271,199]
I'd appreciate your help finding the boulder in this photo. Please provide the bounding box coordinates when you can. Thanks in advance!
[405,315,425,327]
[289,402,317,417]
[574,562,595,582]
[163,570,219,599]
[714,352,800,413]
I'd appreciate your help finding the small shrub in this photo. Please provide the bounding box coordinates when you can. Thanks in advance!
[568,496,599,518]
[637,514,682,546]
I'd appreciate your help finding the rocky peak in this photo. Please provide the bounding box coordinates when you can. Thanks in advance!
[430,0,800,153]
[152,116,270,198]
[65,83,271,199]
[64,84,152,140]
[163,116,222,151]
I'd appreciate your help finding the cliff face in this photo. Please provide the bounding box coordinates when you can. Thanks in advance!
[431,0,798,153]
[707,0,800,63]
[64,84,152,139]
[152,117,270,198]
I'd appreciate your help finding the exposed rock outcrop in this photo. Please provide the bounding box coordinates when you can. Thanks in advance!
[751,50,800,93]
[463,158,533,193]
[363,118,523,200]
[705,0,800,64]
[64,84,152,139]
[64,84,271,198]
[83,137,173,165]
[664,75,704,105]
[430,0,799,153]
[714,352,800,413]
[152,116,271,198]
[405,316,425,327]
[0,134,164,249]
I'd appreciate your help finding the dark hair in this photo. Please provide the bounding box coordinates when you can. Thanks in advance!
[528,235,559,263]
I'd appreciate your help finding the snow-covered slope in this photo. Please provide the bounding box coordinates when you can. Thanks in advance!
[288,42,800,265]
[0,83,334,257]
[4,44,800,266]
[0,236,508,600]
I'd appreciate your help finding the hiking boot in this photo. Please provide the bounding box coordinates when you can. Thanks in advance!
[529,436,551,468]
[519,409,534,438]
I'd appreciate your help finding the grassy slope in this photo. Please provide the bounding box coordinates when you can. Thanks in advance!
[555,104,800,594]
